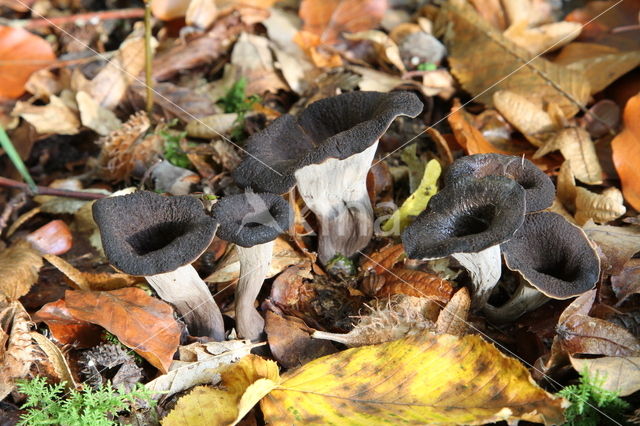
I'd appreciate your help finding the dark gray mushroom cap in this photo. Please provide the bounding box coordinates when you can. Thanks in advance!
[210,193,291,248]
[402,176,526,259]
[233,91,424,193]
[443,154,555,212]
[92,191,217,276]
[502,212,600,298]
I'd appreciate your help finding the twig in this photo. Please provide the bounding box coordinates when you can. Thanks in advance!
[143,0,154,114]
[0,177,107,200]
[1,8,145,29]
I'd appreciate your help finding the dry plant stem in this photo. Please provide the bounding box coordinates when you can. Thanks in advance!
[10,8,145,29]
[452,245,501,310]
[236,241,274,341]
[0,176,106,200]
[294,143,377,264]
[483,278,549,323]
[311,330,352,345]
[143,0,154,114]
[146,264,225,340]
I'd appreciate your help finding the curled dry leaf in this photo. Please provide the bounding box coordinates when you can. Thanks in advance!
[0,300,36,400]
[162,355,280,426]
[343,30,405,71]
[12,95,80,135]
[63,288,181,373]
[0,26,55,99]
[612,93,640,211]
[570,356,640,397]
[574,186,626,225]
[146,339,255,400]
[262,333,567,425]
[44,254,140,291]
[0,240,43,300]
[265,311,337,368]
[582,220,640,275]
[611,258,640,306]
[436,287,471,336]
[360,243,405,276]
[492,90,556,146]
[375,268,455,304]
[534,127,602,184]
[503,21,581,56]
[312,295,438,347]
[448,100,511,155]
[556,160,577,212]
[30,331,77,390]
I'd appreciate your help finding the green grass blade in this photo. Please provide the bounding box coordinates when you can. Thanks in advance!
[0,125,37,192]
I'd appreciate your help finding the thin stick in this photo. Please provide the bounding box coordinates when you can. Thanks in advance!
[0,177,107,200]
[2,8,145,29]
[143,0,154,114]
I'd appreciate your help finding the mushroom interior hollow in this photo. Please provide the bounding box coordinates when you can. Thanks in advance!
[530,252,580,282]
[450,204,496,237]
[126,221,192,255]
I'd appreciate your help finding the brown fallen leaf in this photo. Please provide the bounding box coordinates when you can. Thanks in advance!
[375,268,455,304]
[449,101,514,155]
[343,30,405,71]
[503,21,581,56]
[556,160,577,212]
[44,254,140,291]
[360,243,405,276]
[612,93,640,211]
[0,26,56,99]
[75,91,122,136]
[436,287,471,336]
[570,356,640,397]
[436,0,590,118]
[574,186,626,225]
[0,300,36,400]
[30,331,77,390]
[562,46,640,94]
[33,299,103,348]
[299,0,387,44]
[230,33,289,95]
[492,90,557,146]
[582,220,640,275]
[64,288,181,373]
[0,240,43,300]
[12,95,81,135]
[534,127,603,184]
[265,311,337,368]
[611,258,640,306]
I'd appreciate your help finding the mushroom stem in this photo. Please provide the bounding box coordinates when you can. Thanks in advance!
[294,143,377,264]
[483,279,549,323]
[235,240,274,341]
[146,265,225,340]
[452,245,502,309]
[311,330,353,346]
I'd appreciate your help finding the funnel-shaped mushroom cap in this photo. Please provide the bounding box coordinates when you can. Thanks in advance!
[233,91,423,193]
[92,191,218,276]
[210,192,291,248]
[502,212,599,298]
[443,154,554,212]
[402,176,526,259]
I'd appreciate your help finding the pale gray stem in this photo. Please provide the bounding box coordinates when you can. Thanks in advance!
[311,330,352,346]
[146,264,225,340]
[294,143,377,264]
[483,279,550,323]
[452,245,502,310]
[236,241,274,341]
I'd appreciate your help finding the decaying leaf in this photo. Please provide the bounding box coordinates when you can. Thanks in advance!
[231,33,288,95]
[570,356,640,397]
[360,243,405,276]
[343,30,405,71]
[492,90,556,145]
[146,340,255,400]
[582,221,640,275]
[262,333,567,425]
[76,91,122,136]
[33,299,103,348]
[0,26,56,99]
[382,159,441,233]
[534,127,602,184]
[63,288,181,373]
[436,0,590,118]
[0,300,36,400]
[503,21,581,56]
[30,331,77,390]
[44,254,140,291]
[0,240,43,300]
[162,355,280,426]
[449,100,511,155]
[436,287,471,336]
[12,95,81,135]
[612,93,640,211]
[375,268,455,304]
[611,258,640,305]
[574,186,626,225]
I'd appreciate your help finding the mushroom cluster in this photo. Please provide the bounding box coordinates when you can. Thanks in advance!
[233,91,423,264]
[402,153,600,320]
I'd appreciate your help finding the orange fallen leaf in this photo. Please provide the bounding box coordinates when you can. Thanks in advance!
[0,26,55,99]
[33,299,103,348]
[299,0,387,44]
[448,100,511,155]
[612,93,640,211]
[360,244,405,275]
[376,268,455,304]
[63,288,181,372]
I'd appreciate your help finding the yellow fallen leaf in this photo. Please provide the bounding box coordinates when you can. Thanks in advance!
[0,240,43,300]
[382,159,441,233]
[261,333,567,425]
[503,20,581,56]
[162,355,279,426]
